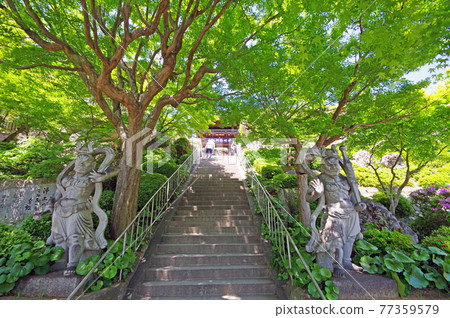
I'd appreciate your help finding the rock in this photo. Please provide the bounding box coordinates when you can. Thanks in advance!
[278,188,298,214]
[381,153,405,168]
[360,200,419,243]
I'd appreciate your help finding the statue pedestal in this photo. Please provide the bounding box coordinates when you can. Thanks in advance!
[11,271,83,298]
[331,271,399,300]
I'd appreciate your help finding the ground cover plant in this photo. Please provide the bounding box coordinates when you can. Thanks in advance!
[354,229,449,297]
[0,223,64,295]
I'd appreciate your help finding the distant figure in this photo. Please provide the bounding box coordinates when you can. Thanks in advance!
[205,139,215,158]
[230,143,236,156]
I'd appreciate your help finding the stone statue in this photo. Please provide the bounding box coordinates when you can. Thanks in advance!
[34,142,118,275]
[303,145,365,278]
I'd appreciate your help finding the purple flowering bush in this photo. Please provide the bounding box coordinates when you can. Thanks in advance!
[411,185,450,239]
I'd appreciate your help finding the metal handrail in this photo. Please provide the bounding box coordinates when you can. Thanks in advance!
[236,148,326,300]
[67,145,200,299]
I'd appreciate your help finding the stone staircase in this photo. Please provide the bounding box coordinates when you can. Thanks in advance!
[126,157,280,300]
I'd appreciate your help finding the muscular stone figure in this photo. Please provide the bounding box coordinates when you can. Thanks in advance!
[36,142,118,275]
[306,147,364,277]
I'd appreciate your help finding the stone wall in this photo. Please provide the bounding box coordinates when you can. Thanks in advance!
[0,179,56,225]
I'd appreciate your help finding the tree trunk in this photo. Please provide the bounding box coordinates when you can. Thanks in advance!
[110,151,142,238]
[292,143,311,226]
[295,163,311,226]
[3,125,25,142]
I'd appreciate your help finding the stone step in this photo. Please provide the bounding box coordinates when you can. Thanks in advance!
[184,190,247,197]
[189,184,245,189]
[145,265,271,281]
[134,279,277,298]
[155,243,265,254]
[176,204,250,211]
[160,234,262,245]
[149,253,267,267]
[190,177,242,182]
[183,193,248,200]
[166,226,259,235]
[171,215,254,222]
[169,219,255,227]
[174,209,252,216]
[137,295,278,300]
[179,199,249,206]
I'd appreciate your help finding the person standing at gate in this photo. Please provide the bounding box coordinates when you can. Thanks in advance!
[205,139,215,158]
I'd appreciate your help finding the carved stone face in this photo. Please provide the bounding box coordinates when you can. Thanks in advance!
[74,154,96,174]
[321,156,340,177]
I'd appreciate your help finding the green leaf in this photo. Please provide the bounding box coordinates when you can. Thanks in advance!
[76,261,95,276]
[312,267,332,281]
[390,272,407,297]
[325,281,339,300]
[100,265,117,279]
[0,274,6,284]
[388,250,415,264]
[424,272,447,290]
[411,250,430,261]
[443,261,450,282]
[359,256,379,274]
[89,280,104,291]
[433,257,444,267]
[355,239,379,252]
[428,247,447,256]
[49,247,65,261]
[307,281,321,299]
[0,258,6,267]
[6,273,19,284]
[384,258,404,272]
[404,265,429,289]
[0,282,15,293]
[33,241,46,249]
[32,255,49,267]
[34,264,50,275]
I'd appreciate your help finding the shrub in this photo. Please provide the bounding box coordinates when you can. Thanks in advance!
[272,174,297,188]
[361,223,415,253]
[253,158,270,175]
[415,161,450,188]
[410,185,450,239]
[411,210,450,240]
[353,164,412,188]
[99,190,115,212]
[20,214,52,240]
[0,142,15,151]
[244,150,258,165]
[258,148,281,163]
[421,226,450,253]
[0,137,74,179]
[172,137,191,159]
[176,153,190,165]
[372,192,415,218]
[154,161,179,178]
[261,165,284,180]
[137,173,168,210]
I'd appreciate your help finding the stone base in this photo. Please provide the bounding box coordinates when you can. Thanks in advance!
[331,270,399,300]
[11,271,83,298]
